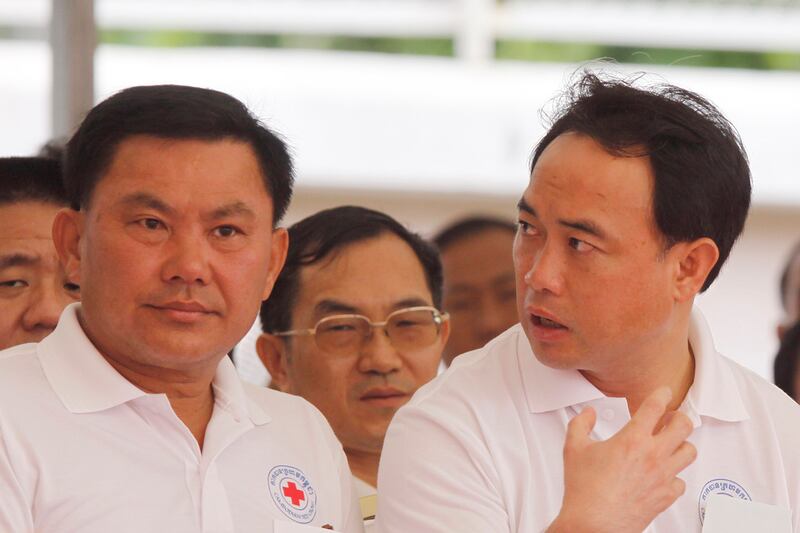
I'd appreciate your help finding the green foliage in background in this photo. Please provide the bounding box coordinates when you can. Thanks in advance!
[98,29,800,71]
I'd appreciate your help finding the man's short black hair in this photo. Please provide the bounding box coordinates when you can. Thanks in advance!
[260,205,443,334]
[0,156,67,207]
[64,84,294,224]
[433,216,516,253]
[774,320,800,400]
[530,71,751,291]
[779,241,800,311]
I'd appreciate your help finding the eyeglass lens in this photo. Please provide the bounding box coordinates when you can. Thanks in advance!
[315,309,441,355]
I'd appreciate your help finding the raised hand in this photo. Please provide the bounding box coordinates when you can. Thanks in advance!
[548,387,697,533]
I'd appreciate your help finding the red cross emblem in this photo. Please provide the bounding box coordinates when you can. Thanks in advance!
[282,480,306,507]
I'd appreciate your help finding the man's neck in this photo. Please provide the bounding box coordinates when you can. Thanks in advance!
[579,320,696,415]
[345,447,381,489]
[104,355,217,449]
[77,308,219,449]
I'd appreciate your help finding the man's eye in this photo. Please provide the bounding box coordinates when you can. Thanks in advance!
[139,218,163,230]
[214,226,239,238]
[517,220,538,236]
[64,282,80,292]
[568,237,593,252]
[0,280,26,288]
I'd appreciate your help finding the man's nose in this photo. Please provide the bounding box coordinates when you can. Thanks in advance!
[21,283,70,334]
[523,243,565,296]
[357,327,404,375]
[161,233,212,286]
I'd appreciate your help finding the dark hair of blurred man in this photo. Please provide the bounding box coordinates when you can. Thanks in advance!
[258,206,448,498]
[0,156,78,350]
[778,241,800,339]
[433,216,518,365]
[0,85,362,532]
[774,320,800,403]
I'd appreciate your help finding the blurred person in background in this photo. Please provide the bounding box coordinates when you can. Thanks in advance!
[257,206,448,512]
[774,320,800,403]
[777,240,800,339]
[433,216,518,366]
[0,156,79,350]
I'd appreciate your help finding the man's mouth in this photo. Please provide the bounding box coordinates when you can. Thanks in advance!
[146,301,215,323]
[360,387,409,406]
[531,314,567,329]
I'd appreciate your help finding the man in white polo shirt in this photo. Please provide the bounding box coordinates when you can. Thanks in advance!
[376,72,800,532]
[0,85,362,533]
[256,206,449,529]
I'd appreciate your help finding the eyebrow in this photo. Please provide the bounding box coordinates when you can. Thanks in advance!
[517,197,608,240]
[208,201,256,221]
[118,194,255,221]
[313,297,432,317]
[118,192,175,216]
[0,253,38,270]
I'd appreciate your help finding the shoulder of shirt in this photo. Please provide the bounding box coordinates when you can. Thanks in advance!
[240,382,342,441]
[404,324,521,410]
[0,342,38,362]
[0,342,43,389]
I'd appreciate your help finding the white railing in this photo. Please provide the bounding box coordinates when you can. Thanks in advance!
[2,0,800,64]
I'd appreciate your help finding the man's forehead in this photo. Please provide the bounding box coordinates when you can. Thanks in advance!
[294,240,433,316]
[94,136,270,201]
[0,202,60,241]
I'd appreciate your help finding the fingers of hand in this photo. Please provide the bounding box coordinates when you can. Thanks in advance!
[565,407,597,453]
[654,410,693,455]
[627,387,672,435]
[661,441,697,479]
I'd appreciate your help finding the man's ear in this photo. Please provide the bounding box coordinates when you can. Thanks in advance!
[256,332,291,392]
[52,208,84,287]
[261,227,289,301]
[671,237,720,302]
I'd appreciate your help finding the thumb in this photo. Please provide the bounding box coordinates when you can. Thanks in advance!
[565,407,597,451]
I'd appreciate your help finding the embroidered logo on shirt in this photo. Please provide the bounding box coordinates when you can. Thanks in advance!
[698,478,752,524]
[268,465,318,524]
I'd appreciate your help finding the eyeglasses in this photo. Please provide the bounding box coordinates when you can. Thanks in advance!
[272,306,449,357]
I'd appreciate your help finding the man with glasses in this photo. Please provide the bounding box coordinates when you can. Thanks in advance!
[257,206,448,513]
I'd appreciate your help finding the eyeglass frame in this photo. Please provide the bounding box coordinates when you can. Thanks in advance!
[271,305,450,354]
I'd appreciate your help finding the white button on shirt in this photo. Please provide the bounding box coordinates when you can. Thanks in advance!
[376,309,800,533]
[0,304,363,533]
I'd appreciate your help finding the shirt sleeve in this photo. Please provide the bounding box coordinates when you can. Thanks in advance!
[0,426,34,532]
[374,403,509,533]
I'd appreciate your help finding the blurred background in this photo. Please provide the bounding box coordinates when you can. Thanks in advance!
[2,0,799,379]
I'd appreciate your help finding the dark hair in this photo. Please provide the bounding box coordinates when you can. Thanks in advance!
[260,205,443,334]
[0,156,67,207]
[774,320,800,400]
[433,216,516,252]
[530,72,751,291]
[779,241,800,311]
[64,84,294,224]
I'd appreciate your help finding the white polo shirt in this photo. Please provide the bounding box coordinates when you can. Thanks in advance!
[0,304,363,533]
[376,309,800,532]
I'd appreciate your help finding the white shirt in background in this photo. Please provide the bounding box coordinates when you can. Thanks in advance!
[0,304,364,533]
[376,309,800,532]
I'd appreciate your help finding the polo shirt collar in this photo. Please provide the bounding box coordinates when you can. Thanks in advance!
[683,308,749,423]
[212,356,271,426]
[518,307,749,423]
[517,327,605,414]
[39,303,272,426]
[39,303,146,413]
